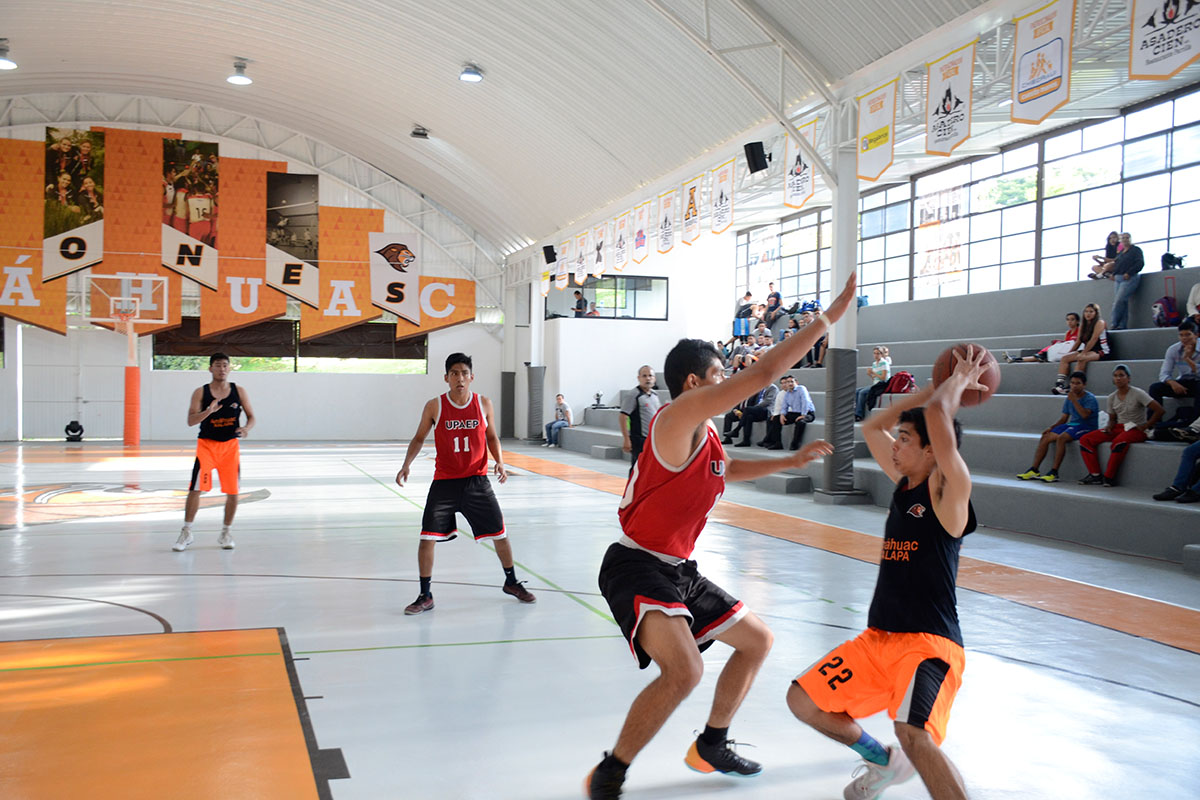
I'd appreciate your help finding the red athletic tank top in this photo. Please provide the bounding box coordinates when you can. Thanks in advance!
[617,411,726,560]
[433,392,489,481]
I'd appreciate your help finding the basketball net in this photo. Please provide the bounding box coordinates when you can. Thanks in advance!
[115,311,141,447]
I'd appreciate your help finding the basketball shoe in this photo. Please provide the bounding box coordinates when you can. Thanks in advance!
[843,745,915,800]
[584,753,625,799]
[172,529,193,552]
[404,594,434,615]
[503,581,536,603]
[684,736,762,777]
[218,528,235,549]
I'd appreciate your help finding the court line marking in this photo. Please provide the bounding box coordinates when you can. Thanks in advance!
[0,651,281,673]
[295,633,623,656]
[0,592,173,633]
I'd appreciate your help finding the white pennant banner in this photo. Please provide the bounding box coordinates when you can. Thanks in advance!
[710,159,734,235]
[1130,0,1200,80]
[783,122,817,209]
[614,211,631,271]
[857,80,897,181]
[682,174,703,244]
[926,41,976,157]
[657,189,676,254]
[592,221,608,276]
[574,231,589,285]
[555,239,570,289]
[633,201,650,263]
[1012,0,1075,124]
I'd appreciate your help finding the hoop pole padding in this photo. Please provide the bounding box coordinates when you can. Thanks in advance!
[122,319,140,447]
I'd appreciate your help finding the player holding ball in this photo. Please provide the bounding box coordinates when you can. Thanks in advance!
[785,344,993,800]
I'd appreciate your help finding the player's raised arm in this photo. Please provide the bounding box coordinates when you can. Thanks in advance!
[925,346,989,538]
[397,398,439,486]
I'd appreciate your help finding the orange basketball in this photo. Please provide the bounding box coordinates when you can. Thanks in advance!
[931,343,1001,407]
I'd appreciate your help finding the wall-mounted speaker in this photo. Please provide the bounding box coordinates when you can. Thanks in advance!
[744,141,770,173]
[543,245,557,264]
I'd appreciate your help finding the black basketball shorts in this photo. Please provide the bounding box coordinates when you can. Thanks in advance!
[420,476,506,541]
[598,542,746,669]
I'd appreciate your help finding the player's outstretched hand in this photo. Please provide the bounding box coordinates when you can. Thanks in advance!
[494,462,508,484]
[396,466,409,487]
[786,439,834,469]
[823,273,858,326]
[952,344,990,393]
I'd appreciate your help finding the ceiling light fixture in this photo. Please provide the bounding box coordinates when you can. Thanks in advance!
[0,39,17,71]
[459,63,484,83]
[226,59,252,86]
[410,125,430,139]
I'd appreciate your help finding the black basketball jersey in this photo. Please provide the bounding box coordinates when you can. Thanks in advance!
[199,383,243,441]
[867,477,976,646]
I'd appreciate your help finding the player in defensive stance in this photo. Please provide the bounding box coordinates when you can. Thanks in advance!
[396,352,535,614]
[175,352,255,551]
[585,274,856,800]
[786,346,989,800]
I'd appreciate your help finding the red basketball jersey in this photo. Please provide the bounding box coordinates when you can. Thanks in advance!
[433,392,489,481]
[617,412,726,560]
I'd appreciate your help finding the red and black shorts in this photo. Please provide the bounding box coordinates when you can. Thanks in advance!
[598,542,746,669]
[420,476,506,541]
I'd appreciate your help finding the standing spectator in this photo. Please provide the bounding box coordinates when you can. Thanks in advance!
[762,374,815,450]
[1053,303,1109,394]
[573,290,587,317]
[724,381,778,447]
[544,393,573,447]
[1078,365,1164,487]
[765,282,784,325]
[1016,371,1099,483]
[619,365,661,474]
[1148,320,1199,407]
[1086,231,1121,279]
[855,346,892,420]
[1187,279,1200,326]
[1109,232,1144,330]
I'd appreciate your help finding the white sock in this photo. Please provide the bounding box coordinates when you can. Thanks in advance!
[221,525,232,534]
[182,521,193,531]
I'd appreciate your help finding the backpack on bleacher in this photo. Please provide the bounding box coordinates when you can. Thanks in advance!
[884,371,917,394]
[1152,295,1181,327]
[1161,252,1185,269]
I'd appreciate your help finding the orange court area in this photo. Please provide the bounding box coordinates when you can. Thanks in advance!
[0,628,333,799]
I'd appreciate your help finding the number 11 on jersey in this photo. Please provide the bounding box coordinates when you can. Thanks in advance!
[452,435,470,453]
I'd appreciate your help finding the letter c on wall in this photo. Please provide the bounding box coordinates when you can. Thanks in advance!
[420,282,455,319]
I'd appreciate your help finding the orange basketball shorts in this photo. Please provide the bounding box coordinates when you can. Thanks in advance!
[189,438,240,495]
[795,627,965,746]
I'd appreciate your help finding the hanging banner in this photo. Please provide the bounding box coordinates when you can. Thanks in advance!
[633,201,651,263]
[1012,0,1075,124]
[555,238,570,289]
[540,270,551,296]
[265,172,321,308]
[368,232,421,324]
[1130,0,1200,79]
[2,139,66,334]
[926,41,976,156]
[711,159,734,235]
[857,79,897,181]
[299,206,382,341]
[574,230,589,284]
[682,175,703,244]
[783,123,817,209]
[657,189,676,254]
[161,139,219,289]
[592,221,607,276]
[613,211,631,271]
[43,128,105,280]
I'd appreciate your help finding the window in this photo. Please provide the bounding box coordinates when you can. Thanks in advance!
[544,274,668,321]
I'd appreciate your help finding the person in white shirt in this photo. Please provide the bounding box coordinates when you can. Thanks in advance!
[761,375,815,450]
[544,394,573,447]
[1077,365,1164,487]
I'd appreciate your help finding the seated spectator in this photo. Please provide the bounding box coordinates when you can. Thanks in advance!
[778,316,800,342]
[1016,371,1098,483]
[855,346,892,420]
[1053,303,1108,395]
[1086,230,1121,279]
[543,393,573,447]
[1152,417,1200,503]
[723,381,778,447]
[761,374,815,450]
[1187,279,1200,327]
[1148,320,1199,407]
[1078,364,1164,486]
[753,320,771,340]
[1109,232,1145,330]
[586,302,600,317]
[1004,312,1080,363]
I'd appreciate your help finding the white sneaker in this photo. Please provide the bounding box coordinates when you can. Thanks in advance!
[218,529,235,550]
[843,746,916,800]
[173,529,193,552]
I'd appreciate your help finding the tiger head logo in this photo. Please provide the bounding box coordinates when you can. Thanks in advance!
[907,503,927,519]
[376,243,416,272]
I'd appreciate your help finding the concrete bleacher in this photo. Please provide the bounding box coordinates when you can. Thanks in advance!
[556,266,1200,565]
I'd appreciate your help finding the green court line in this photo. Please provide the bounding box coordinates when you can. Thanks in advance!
[345,459,617,625]
[0,651,282,673]
[296,633,622,656]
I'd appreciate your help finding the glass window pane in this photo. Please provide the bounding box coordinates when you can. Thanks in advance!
[1083,118,1124,151]
[886,183,912,203]
[1124,135,1167,178]
[780,226,818,256]
[940,273,968,297]
[1175,89,1200,126]
[1080,184,1123,221]
[863,191,887,210]
[884,279,909,303]
[1045,145,1122,197]
[886,255,909,282]
[1041,225,1079,257]
[1172,164,1200,204]
[781,275,798,299]
[1002,232,1035,263]
[798,251,818,273]
[971,209,1002,241]
[913,275,939,300]
[1124,173,1171,213]
[973,167,1037,213]
[1173,124,1200,168]
[862,260,885,284]
[1079,217,1122,256]
[820,222,832,246]
[1004,144,1038,171]
[862,237,885,262]
[885,231,909,258]
[916,164,971,196]
[969,266,1000,294]
[1002,202,1036,234]
[1169,232,1200,260]
[1171,199,1200,239]
[1123,207,1169,242]
[1001,260,1035,290]
[797,273,817,296]
[1043,193,1080,228]
[969,238,1000,268]
[971,154,1002,182]
[1041,254,1082,285]
[861,283,885,306]
[1045,129,1082,161]
[885,203,909,233]
[1126,102,1174,139]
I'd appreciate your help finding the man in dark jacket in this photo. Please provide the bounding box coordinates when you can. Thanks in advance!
[1110,232,1144,330]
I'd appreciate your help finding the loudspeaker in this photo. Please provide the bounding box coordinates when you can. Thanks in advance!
[543,245,557,264]
[744,141,769,173]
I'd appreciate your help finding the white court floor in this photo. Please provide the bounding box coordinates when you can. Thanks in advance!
[1,439,1198,800]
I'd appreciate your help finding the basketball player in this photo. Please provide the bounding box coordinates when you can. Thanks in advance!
[786,346,989,800]
[585,274,857,800]
[395,353,536,614]
[174,353,255,552]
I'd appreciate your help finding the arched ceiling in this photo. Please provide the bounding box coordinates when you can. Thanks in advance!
[2,0,1001,254]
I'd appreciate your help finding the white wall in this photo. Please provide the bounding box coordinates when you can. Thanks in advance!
[0,318,19,440]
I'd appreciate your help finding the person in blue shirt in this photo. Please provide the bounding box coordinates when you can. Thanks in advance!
[761,374,815,450]
[1017,371,1099,483]
[1148,320,1199,408]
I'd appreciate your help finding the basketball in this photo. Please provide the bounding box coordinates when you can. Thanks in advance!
[932,343,1001,406]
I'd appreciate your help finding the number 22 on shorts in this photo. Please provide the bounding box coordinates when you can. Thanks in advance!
[819,655,853,690]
